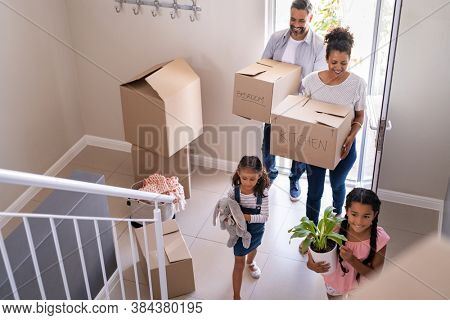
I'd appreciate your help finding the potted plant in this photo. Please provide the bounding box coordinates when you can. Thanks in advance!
[288,206,347,275]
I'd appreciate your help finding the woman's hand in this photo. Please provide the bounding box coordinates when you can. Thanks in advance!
[307,252,331,273]
[339,245,354,262]
[341,134,355,159]
[244,214,252,222]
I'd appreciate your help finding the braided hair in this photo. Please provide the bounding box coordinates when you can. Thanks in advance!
[232,156,270,197]
[338,188,381,281]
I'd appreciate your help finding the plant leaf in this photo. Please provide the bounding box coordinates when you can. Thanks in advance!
[289,230,310,243]
[300,236,313,255]
[300,218,317,234]
[324,206,334,218]
[327,232,348,246]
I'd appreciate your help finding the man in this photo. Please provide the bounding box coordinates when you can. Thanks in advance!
[261,0,327,201]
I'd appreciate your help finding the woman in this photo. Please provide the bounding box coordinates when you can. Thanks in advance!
[302,27,366,225]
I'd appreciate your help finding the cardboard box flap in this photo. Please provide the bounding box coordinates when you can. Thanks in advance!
[164,231,192,263]
[272,95,309,117]
[237,63,271,77]
[257,59,279,67]
[308,99,352,118]
[125,78,164,104]
[315,113,343,128]
[162,219,179,235]
[124,61,171,84]
[258,59,301,75]
[145,59,199,100]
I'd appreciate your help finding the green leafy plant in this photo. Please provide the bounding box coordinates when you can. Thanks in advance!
[311,0,342,38]
[288,206,347,254]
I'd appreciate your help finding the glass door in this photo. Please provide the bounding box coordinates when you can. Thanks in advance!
[369,0,403,191]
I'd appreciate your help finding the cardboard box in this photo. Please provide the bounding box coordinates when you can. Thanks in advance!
[232,59,301,123]
[121,59,203,158]
[351,236,450,299]
[134,220,195,299]
[270,95,353,170]
[131,145,191,199]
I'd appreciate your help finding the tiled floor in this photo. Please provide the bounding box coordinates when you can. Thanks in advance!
[3,146,440,300]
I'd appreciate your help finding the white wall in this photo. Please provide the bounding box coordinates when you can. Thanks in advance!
[65,0,266,163]
[0,0,84,210]
[378,0,450,200]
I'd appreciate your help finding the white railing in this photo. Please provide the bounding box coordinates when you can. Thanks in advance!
[0,168,175,300]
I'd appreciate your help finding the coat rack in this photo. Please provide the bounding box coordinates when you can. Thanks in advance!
[114,0,202,22]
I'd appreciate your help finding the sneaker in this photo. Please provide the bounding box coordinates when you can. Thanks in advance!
[289,179,301,201]
[247,262,261,279]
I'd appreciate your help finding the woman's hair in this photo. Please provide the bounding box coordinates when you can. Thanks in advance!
[338,188,381,281]
[232,156,270,197]
[324,26,354,60]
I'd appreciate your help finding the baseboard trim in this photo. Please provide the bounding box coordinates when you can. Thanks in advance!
[95,269,120,300]
[84,135,131,153]
[377,189,444,212]
[378,188,444,236]
[190,154,238,173]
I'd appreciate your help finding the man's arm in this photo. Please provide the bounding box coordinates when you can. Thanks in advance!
[313,44,327,71]
[262,33,276,59]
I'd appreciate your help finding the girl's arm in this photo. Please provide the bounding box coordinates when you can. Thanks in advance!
[249,191,269,223]
[341,245,387,276]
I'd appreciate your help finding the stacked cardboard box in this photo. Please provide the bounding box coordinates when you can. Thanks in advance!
[134,220,195,299]
[120,59,204,199]
[233,59,301,123]
[270,95,353,170]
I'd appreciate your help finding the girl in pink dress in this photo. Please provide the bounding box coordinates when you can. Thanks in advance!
[307,188,390,299]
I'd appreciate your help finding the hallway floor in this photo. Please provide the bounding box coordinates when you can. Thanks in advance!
[8,146,440,300]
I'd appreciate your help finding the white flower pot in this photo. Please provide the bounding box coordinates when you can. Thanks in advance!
[309,243,338,276]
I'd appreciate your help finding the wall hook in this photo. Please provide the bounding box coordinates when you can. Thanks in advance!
[133,0,143,15]
[170,0,179,19]
[115,0,125,13]
[189,0,199,22]
[151,0,161,17]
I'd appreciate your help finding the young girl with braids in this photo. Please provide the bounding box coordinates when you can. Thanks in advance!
[307,188,390,299]
[228,156,270,300]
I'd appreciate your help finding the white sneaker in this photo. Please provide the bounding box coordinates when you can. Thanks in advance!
[247,262,261,279]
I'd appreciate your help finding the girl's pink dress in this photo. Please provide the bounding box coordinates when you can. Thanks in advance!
[323,226,390,296]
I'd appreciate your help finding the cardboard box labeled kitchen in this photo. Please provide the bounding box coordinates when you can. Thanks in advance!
[131,145,192,199]
[121,59,203,158]
[270,95,353,170]
[233,59,301,123]
[134,219,195,300]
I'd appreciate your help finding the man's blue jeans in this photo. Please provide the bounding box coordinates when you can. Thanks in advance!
[262,123,305,182]
[305,140,357,225]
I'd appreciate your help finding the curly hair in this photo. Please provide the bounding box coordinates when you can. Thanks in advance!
[324,27,354,59]
[232,156,270,197]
